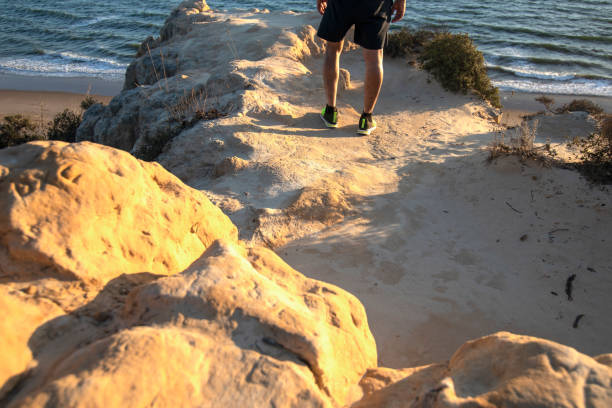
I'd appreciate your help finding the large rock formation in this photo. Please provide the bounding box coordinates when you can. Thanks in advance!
[356,332,612,407]
[2,139,610,407]
[2,1,611,407]
[0,141,237,284]
[0,142,376,407]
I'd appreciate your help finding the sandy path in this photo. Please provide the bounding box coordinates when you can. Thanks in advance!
[272,50,612,368]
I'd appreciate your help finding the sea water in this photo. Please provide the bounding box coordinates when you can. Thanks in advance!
[0,0,610,96]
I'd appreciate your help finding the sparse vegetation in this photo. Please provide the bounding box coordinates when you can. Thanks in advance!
[535,95,555,112]
[489,109,612,184]
[47,109,82,142]
[1,96,102,149]
[488,120,555,163]
[80,95,101,110]
[385,29,500,108]
[569,115,612,183]
[0,115,45,148]
[385,28,436,58]
[556,99,603,115]
[419,33,501,108]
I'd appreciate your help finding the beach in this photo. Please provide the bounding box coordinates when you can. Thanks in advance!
[2,75,609,128]
[0,74,119,122]
[2,2,612,406]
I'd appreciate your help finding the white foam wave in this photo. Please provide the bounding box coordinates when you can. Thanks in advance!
[71,16,117,27]
[489,64,577,81]
[54,51,125,67]
[494,78,612,97]
[0,54,127,80]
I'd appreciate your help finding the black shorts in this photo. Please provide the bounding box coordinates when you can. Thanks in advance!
[317,0,394,50]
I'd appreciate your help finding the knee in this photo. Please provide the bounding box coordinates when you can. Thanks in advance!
[326,41,343,58]
[363,49,383,70]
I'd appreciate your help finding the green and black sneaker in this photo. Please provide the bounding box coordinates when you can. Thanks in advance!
[357,112,376,135]
[320,105,338,128]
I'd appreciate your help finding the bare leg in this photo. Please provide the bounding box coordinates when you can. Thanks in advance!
[323,40,343,107]
[362,48,383,114]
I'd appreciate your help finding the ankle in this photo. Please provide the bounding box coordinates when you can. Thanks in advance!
[326,104,337,111]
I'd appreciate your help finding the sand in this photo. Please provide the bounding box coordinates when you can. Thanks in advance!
[0,74,119,123]
[2,32,611,371]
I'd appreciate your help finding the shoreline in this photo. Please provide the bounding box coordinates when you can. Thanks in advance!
[0,73,122,97]
[0,90,114,123]
[1,74,610,126]
[0,74,121,122]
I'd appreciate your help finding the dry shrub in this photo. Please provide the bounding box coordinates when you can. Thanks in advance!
[571,115,612,183]
[535,95,554,111]
[80,95,101,111]
[488,120,555,163]
[556,99,603,115]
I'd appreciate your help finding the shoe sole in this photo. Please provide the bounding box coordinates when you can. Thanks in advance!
[320,113,338,128]
[357,124,376,135]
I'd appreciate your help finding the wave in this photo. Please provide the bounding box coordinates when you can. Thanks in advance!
[485,54,610,73]
[88,19,161,31]
[494,78,612,97]
[71,16,117,28]
[488,66,577,82]
[0,52,127,80]
[129,11,169,18]
[470,22,612,45]
[23,7,81,21]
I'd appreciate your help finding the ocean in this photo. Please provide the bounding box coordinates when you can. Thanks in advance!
[0,0,610,96]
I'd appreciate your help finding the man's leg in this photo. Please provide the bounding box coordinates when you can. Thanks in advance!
[362,48,383,114]
[323,40,343,108]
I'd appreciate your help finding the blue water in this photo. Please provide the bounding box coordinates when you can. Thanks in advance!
[0,0,610,96]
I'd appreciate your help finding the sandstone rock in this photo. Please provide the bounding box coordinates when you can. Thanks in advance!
[213,156,250,178]
[124,240,377,406]
[354,332,612,408]
[0,286,64,400]
[286,186,352,226]
[11,326,331,408]
[5,240,377,407]
[77,1,324,159]
[0,141,237,284]
[339,68,351,90]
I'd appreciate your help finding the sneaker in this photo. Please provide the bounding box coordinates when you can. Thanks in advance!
[320,105,338,128]
[357,112,376,135]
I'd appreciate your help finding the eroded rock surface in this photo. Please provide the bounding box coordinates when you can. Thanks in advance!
[1,141,376,407]
[2,0,611,406]
[0,141,237,284]
[355,332,612,407]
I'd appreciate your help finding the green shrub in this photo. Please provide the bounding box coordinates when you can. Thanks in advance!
[47,109,81,142]
[419,32,501,108]
[556,99,603,115]
[0,115,45,149]
[385,28,436,58]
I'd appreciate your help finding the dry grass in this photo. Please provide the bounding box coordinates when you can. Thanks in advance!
[490,112,612,184]
[488,120,551,163]
[535,95,554,112]
[164,87,227,123]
